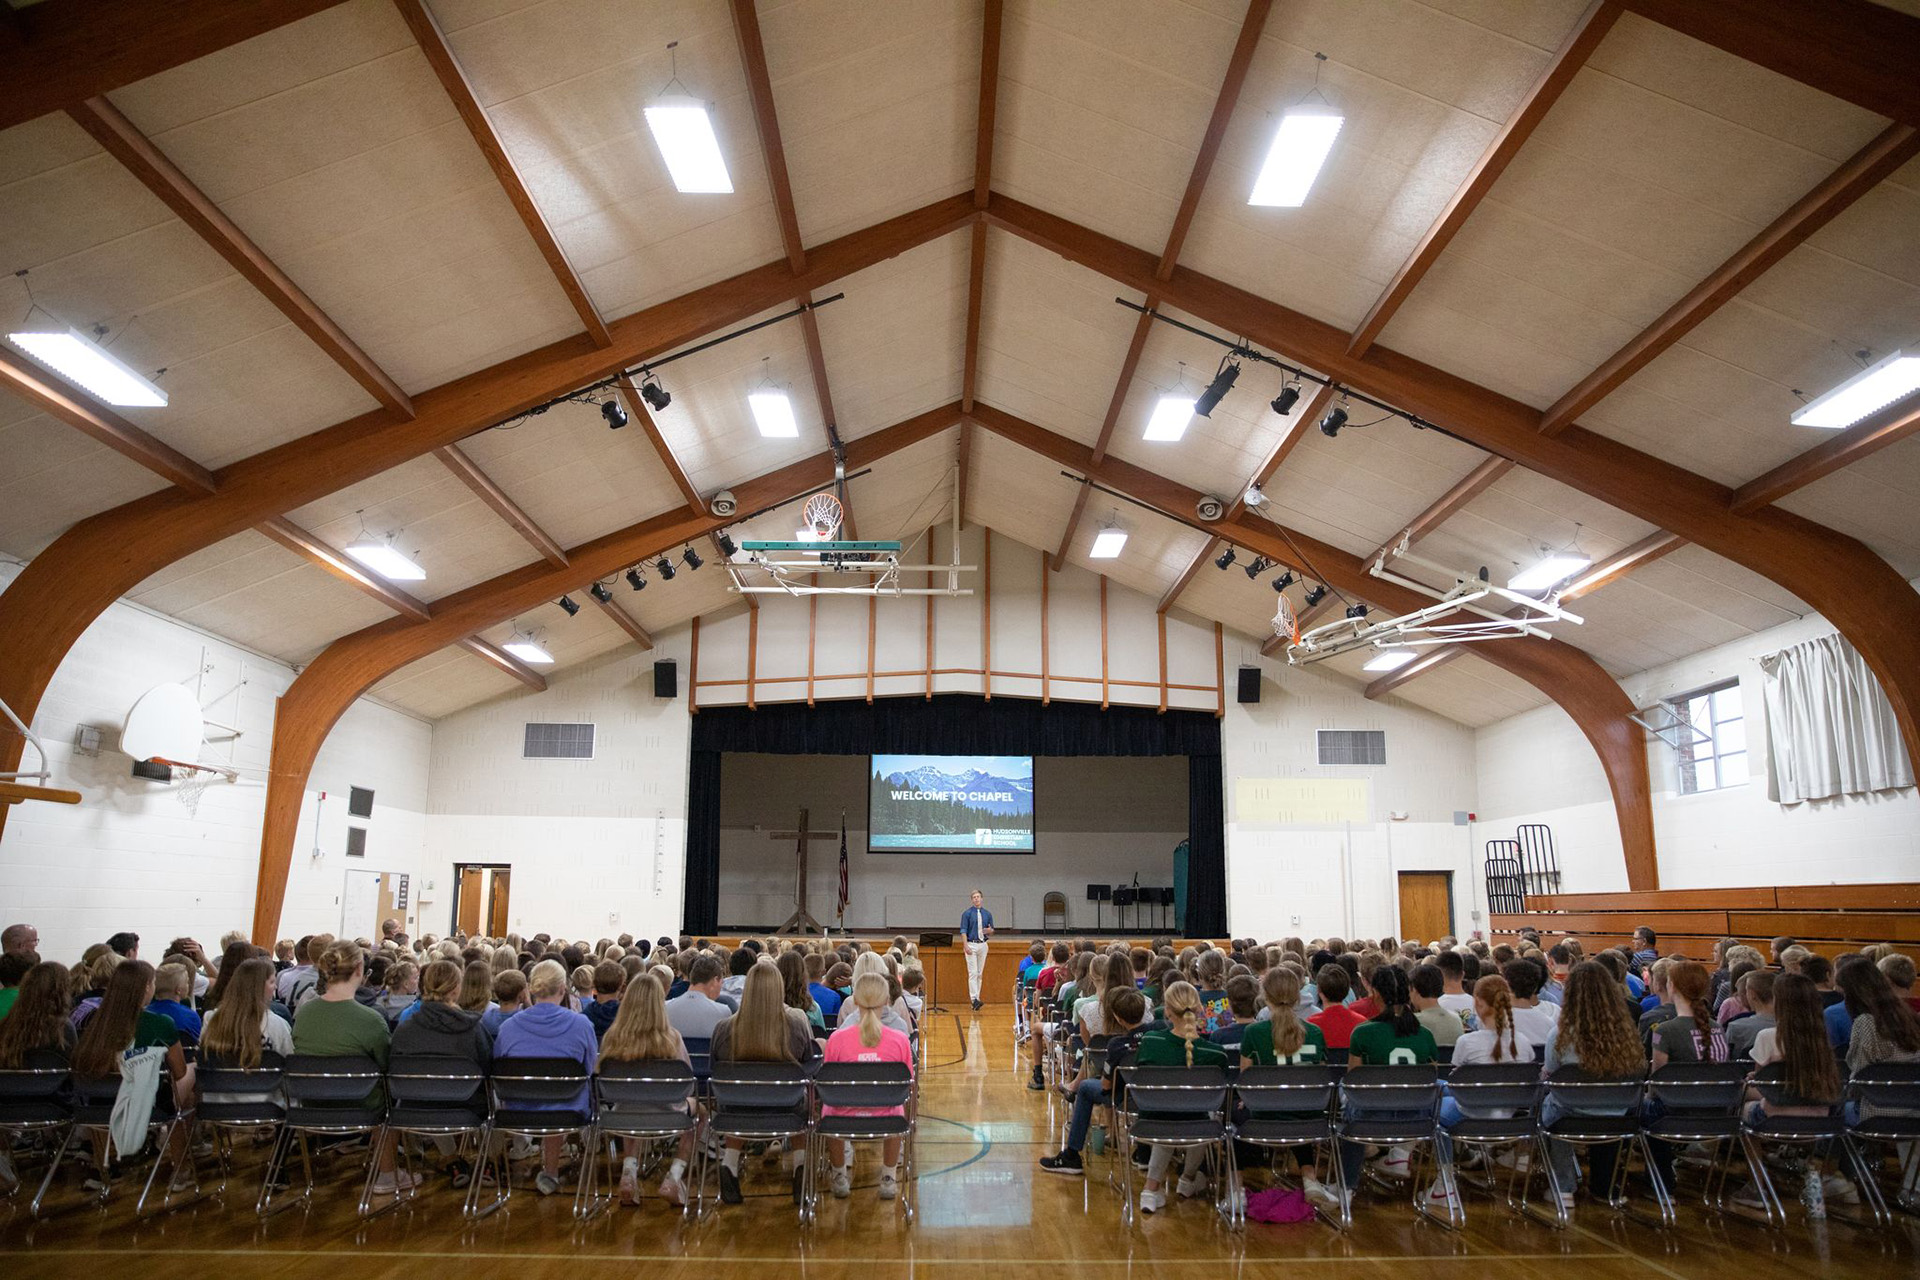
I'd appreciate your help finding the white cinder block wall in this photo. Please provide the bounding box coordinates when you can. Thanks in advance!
[0,562,433,963]
[1476,605,1920,893]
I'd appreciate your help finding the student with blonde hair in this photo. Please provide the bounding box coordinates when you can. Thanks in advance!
[198,957,291,1106]
[494,959,597,1196]
[821,973,915,1200]
[711,962,814,1205]
[1130,980,1229,1214]
[290,941,416,1195]
[599,969,696,1208]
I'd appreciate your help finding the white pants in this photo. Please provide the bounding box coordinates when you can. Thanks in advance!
[964,940,988,1001]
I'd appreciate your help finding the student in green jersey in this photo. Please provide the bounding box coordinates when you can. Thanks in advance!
[1335,965,1436,1204]
[1239,967,1333,1204]
[1132,981,1229,1214]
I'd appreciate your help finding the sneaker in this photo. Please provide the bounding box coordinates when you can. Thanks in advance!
[1038,1150,1084,1176]
[1800,1170,1826,1221]
[535,1171,561,1197]
[1425,1177,1459,1211]
[374,1170,424,1195]
[1731,1180,1767,1209]
[1372,1146,1412,1180]
[1822,1174,1861,1206]
[1302,1175,1330,1203]
[718,1165,742,1204]
[1139,1188,1166,1214]
[1177,1169,1209,1199]
[619,1157,640,1206]
[878,1170,898,1200]
[830,1164,852,1198]
[1493,1146,1532,1172]
[659,1172,687,1206]
[1027,1072,1045,1092]
[447,1157,474,1190]
[972,999,982,1011]
[169,1168,197,1194]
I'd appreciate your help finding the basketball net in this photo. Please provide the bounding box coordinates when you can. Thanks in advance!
[154,758,236,817]
[1272,593,1301,646]
[802,491,843,539]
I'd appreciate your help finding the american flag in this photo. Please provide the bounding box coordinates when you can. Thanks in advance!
[836,810,850,922]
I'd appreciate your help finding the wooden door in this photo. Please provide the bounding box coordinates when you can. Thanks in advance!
[487,870,511,937]
[456,866,484,936]
[1397,871,1453,944]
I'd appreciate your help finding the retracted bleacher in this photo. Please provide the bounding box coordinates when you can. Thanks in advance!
[1492,883,1920,960]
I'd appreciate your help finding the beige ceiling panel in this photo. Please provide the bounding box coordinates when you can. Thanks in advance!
[813,233,968,440]
[1051,501,1213,607]
[0,112,102,186]
[1413,468,1660,586]
[842,425,961,542]
[963,428,1082,553]
[369,645,524,721]
[1256,420,1490,561]
[0,401,170,558]
[1372,648,1552,728]
[1171,561,1285,644]
[1775,433,1920,578]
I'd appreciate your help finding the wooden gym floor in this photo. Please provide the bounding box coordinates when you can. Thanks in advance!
[3,1007,1916,1278]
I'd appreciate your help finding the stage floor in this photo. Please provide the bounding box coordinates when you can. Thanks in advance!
[5,1010,1914,1278]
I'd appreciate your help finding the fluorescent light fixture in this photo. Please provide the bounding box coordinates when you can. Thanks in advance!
[1790,350,1920,429]
[503,638,553,665]
[1144,394,1196,442]
[643,94,733,193]
[6,327,168,406]
[1362,648,1419,673]
[749,389,798,438]
[1248,108,1343,208]
[1508,553,1591,592]
[344,540,426,582]
[1089,527,1128,559]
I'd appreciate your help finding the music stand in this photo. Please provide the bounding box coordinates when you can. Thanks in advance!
[1114,884,1135,934]
[919,932,953,1014]
[1086,883,1110,931]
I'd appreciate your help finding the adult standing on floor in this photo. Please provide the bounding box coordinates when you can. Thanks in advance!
[962,889,994,1012]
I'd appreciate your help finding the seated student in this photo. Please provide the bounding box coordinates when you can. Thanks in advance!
[1502,958,1561,1047]
[598,967,696,1209]
[1725,969,1777,1061]
[1349,954,1385,1020]
[1730,972,1847,1214]
[1143,956,1177,1006]
[568,964,596,1013]
[1801,954,1842,1009]
[1192,950,1232,1035]
[1308,964,1366,1051]
[1705,937,1741,1011]
[1637,958,1676,1043]
[1334,967,1436,1203]
[1409,964,1463,1049]
[379,961,419,1024]
[484,969,528,1037]
[821,973,916,1201]
[720,946,756,1002]
[495,959,598,1196]
[900,968,925,1021]
[1435,951,1474,1017]
[777,951,824,1031]
[0,962,76,1063]
[1427,973,1533,1213]
[1540,944,1573,1007]
[584,960,624,1040]
[1132,981,1230,1214]
[711,963,814,1205]
[294,942,417,1195]
[1777,944,1812,978]
[1129,946,1152,990]
[852,953,912,1036]
[805,952,843,1021]
[1241,968,1328,1066]
[1882,954,1920,1013]
[1630,927,1658,973]
[1018,941,1048,984]
[72,960,196,1192]
[1840,957,1920,1077]
[195,956,292,1114]
[666,954,732,1045]
[1037,986,1150,1176]
[146,963,203,1044]
[1209,975,1260,1051]
[0,949,37,1021]
[391,958,493,1189]
[1541,961,1644,1216]
[1715,958,1763,1028]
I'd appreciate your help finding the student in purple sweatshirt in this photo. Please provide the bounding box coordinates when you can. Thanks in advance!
[495,959,598,1196]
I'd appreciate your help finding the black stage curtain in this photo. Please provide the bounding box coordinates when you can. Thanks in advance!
[683,694,1226,935]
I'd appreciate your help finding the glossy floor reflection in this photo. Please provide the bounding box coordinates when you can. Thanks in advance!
[3,1007,1917,1277]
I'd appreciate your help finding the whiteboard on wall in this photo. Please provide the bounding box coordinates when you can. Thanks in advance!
[1235,778,1371,825]
[341,869,381,939]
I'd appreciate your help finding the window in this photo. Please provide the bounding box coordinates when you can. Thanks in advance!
[1669,680,1745,794]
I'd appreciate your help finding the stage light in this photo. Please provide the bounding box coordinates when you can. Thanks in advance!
[716,531,738,557]
[1790,350,1920,429]
[1304,584,1327,607]
[682,545,703,570]
[639,376,671,411]
[344,539,426,582]
[1363,647,1418,673]
[1509,553,1591,591]
[1345,603,1369,620]
[1272,571,1294,592]
[749,389,798,438]
[589,581,613,604]
[1194,358,1240,418]
[557,595,581,616]
[5,327,167,406]
[1144,393,1196,442]
[1089,525,1127,559]
[625,567,648,592]
[644,94,733,193]
[1270,381,1301,416]
[1214,546,1237,571]
[1319,405,1348,437]
[1249,106,1343,208]
[656,555,676,581]
[503,636,553,664]
[600,399,628,429]
[1243,554,1270,580]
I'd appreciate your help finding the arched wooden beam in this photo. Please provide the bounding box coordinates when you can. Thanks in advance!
[983,195,1920,772]
[968,403,1657,889]
[247,404,960,941]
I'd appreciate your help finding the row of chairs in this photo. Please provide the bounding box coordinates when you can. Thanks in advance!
[0,1047,916,1226]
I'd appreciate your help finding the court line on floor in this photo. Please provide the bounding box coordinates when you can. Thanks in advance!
[0,1248,1627,1264]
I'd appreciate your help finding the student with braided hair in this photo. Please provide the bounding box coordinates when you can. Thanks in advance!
[1337,966,1436,1198]
[1650,960,1727,1067]
[1425,973,1535,1213]
[1131,980,1228,1214]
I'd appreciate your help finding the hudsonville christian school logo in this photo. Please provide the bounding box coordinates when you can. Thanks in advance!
[975,828,993,846]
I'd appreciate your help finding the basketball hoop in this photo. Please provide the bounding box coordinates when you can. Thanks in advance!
[1272,593,1301,646]
[801,491,843,539]
[152,758,238,817]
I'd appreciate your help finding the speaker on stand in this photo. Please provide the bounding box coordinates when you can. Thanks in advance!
[1087,883,1110,931]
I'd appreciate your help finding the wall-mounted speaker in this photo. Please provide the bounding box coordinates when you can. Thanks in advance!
[1236,666,1261,703]
[653,660,677,698]
[348,786,374,818]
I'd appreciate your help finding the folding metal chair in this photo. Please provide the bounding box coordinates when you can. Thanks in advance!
[1115,1064,1235,1226]
[0,1048,73,1218]
[591,1058,698,1219]
[385,1053,497,1218]
[1428,1061,1546,1231]
[264,1053,388,1218]
[700,1061,813,1223]
[1839,1062,1920,1227]
[1538,1068,1644,1228]
[193,1051,286,1213]
[488,1056,597,1219]
[1641,1061,1750,1227]
[1230,1064,1342,1229]
[58,1062,199,1217]
[808,1061,916,1223]
[1736,1062,1849,1229]
[1334,1064,1441,1230]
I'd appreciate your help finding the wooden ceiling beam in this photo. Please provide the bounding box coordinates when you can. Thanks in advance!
[957,0,1006,524]
[1157,538,1216,615]
[0,348,216,493]
[1732,392,1920,515]
[593,598,654,651]
[1542,123,1920,434]
[457,636,547,691]
[433,444,568,568]
[1616,0,1920,129]
[1349,0,1620,357]
[1363,646,1461,700]
[1363,457,1514,567]
[395,0,611,346]
[254,516,431,621]
[0,0,352,132]
[68,95,414,418]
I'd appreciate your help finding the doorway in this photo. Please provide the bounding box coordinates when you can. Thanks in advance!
[451,863,512,938]
[1396,871,1454,944]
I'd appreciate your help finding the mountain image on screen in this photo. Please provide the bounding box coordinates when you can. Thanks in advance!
[869,755,1035,849]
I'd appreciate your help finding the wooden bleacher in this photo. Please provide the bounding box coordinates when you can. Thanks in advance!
[1492,883,1920,961]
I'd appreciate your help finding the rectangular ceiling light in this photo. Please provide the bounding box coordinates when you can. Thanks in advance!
[1144,394,1196,442]
[1508,553,1591,592]
[644,96,734,194]
[1089,527,1128,559]
[749,390,798,438]
[345,541,427,582]
[6,327,168,406]
[1362,648,1419,673]
[503,639,554,665]
[1248,109,1344,208]
[1790,350,1920,429]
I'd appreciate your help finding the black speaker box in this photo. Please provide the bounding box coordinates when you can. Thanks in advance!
[1236,666,1261,703]
[653,659,677,698]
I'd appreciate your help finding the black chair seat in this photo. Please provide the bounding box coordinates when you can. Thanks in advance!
[0,1101,71,1125]
[1343,1118,1435,1143]
[492,1107,589,1131]
[1238,1116,1329,1143]
[814,1114,911,1140]
[1850,1116,1920,1140]
[285,1103,384,1130]
[597,1108,697,1137]
[1748,1115,1844,1139]
[711,1105,809,1137]
[197,1100,284,1125]
[1132,1116,1224,1142]
[385,1103,486,1131]
[1448,1117,1536,1143]
[1547,1114,1636,1139]
[1649,1116,1740,1140]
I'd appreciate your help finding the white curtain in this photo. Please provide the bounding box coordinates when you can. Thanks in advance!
[1758,633,1914,804]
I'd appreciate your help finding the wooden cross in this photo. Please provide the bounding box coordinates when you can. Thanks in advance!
[767,806,839,935]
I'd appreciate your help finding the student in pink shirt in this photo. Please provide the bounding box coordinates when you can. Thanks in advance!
[822,973,914,1201]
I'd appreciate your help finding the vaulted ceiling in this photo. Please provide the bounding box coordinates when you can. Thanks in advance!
[3,0,1917,729]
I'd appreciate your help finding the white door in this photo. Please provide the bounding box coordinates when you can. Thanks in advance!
[341,869,381,939]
